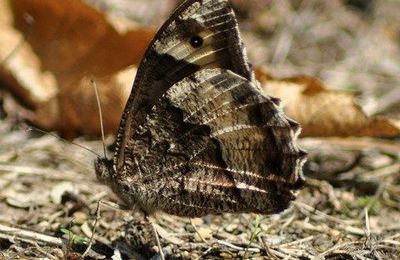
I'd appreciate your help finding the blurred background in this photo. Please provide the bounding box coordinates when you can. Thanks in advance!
[1,0,399,137]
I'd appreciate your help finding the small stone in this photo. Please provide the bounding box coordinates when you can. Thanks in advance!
[37,221,49,229]
[72,211,87,225]
[329,229,341,237]
[181,251,190,258]
[224,223,238,233]
[51,222,60,231]
[191,217,204,225]
[70,225,81,235]
[50,182,75,204]
[194,227,212,242]
[52,248,64,259]
[220,252,233,259]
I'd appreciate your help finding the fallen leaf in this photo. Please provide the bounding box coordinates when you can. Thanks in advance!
[0,0,57,109]
[32,67,135,138]
[258,70,400,137]
[0,0,155,137]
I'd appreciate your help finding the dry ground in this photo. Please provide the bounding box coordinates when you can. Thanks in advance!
[0,121,399,259]
[1,0,400,259]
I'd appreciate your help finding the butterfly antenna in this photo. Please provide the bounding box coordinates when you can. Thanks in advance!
[25,126,100,157]
[90,78,107,159]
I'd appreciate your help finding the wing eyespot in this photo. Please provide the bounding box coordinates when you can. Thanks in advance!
[190,35,204,48]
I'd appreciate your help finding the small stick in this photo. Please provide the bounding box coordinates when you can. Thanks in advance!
[150,221,165,260]
[190,218,208,244]
[82,200,102,258]
[144,216,165,260]
[215,239,260,253]
[261,237,279,260]
[364,207,371,239]
[0,224,63,246]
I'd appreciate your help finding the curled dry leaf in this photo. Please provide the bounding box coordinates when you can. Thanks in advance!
[257,68,400,137]
[0,0,155,137]
[33,67,135,138]
[0,0,57,109]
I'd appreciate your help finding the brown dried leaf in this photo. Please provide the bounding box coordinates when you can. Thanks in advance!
[259,71,400,137]
[33,67,136,138]
[1,0,155,137]
[0,0,57,109]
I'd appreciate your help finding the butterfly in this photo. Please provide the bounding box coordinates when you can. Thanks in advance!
[94,0,306,218]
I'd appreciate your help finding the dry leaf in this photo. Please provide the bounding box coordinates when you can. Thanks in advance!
[0,0,57,108]
[0,0,155,137]
[258,70,400,137]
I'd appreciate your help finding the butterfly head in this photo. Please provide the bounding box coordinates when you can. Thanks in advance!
[94,157,115,185]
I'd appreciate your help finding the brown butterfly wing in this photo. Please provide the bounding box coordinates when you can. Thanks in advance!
[114,0,254,171]
[113,69,305,217]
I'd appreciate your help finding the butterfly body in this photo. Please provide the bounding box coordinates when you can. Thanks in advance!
[95,0,306,218]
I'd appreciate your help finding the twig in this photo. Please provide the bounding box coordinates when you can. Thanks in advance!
[268,248,298,260]
[215,239,260,253]
[0,224,63,246]
[34,242,58,260]
[0,163,90,182]
[190,218,208,244]
[364,208,371,238]
[151,221,165,260]
[314,241,362,259]
[294,201,354,224]
[194,247,213,260]
[82,200,101,258]
[261,237,280,260]
[278,235,315,247]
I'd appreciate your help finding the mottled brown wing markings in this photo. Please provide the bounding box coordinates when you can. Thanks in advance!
[167,69,305,184]
[132,69,298,183]
[157,174,296,217]
[115,68,302,216]
[94,0,306,218]
[127,71,225,171]
[114,0,253,171]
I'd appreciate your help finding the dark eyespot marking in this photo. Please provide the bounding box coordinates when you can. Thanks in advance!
[190,35,203,48]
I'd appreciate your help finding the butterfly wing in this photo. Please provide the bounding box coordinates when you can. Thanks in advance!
[114,69,305,217]
[114,0,255,171]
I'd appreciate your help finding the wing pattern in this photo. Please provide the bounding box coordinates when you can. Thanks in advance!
[114,0,254,171]
[111,69,305,217]
[94,0,306,217]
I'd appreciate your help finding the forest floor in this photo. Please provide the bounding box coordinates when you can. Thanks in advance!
[0,122,399,259]
[1,0,399,259]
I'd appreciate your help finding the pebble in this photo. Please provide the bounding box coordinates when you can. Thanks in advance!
[224,223,238,233]
[220,252,234,259]
[72,211,87,225]
[194,227,213,242]
[191,217,204,225]
[50,182,75,204]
